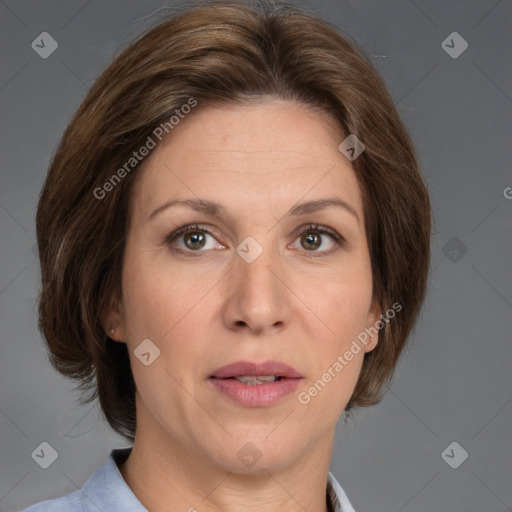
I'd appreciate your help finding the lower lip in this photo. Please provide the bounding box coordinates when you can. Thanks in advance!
[209,377,302,407]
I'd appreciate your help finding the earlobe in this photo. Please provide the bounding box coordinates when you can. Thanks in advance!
[364,296,382,353]
[101,295,126,343]
[364,330,379,353]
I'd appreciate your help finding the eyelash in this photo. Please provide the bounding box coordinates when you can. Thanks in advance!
[164,223,345,258]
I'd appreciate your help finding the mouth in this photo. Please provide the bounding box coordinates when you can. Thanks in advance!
[222,375,284,385]
[210,360,303,380]
[209,360,303,406]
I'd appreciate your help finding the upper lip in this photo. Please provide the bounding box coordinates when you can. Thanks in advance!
[210,360,303,379]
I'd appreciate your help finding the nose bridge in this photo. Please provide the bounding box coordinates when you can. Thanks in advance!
[225,236,288,331]
[236,236,280,300]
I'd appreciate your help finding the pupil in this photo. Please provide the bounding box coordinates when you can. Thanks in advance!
[185,232,205,249]
[303,232,320,250]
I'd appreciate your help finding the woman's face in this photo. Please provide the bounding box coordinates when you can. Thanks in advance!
[109,99,381,472]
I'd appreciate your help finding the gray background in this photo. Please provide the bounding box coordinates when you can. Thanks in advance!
[1,0,511,511]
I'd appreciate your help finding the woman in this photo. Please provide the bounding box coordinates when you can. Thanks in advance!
[25,1,431,510]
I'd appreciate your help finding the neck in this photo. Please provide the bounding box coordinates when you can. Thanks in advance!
[119,413,335,512]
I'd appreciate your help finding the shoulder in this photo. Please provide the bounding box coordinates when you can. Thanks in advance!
[327,471,357,512]
[20,448,135,512]
[19,489,92,512]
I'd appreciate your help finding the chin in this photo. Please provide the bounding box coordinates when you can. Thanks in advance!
[201,427,308,474]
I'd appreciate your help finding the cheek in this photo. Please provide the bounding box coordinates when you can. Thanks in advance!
[304,271,373,343]
[296,265,373,405]
[121,247,207,339]
[297,342,364,422]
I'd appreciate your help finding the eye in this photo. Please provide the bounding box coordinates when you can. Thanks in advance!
[291,224,344,256]
[165,223,344,257]
[165,224,223,254]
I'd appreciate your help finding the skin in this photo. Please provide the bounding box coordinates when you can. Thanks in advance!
[104,98,381,512]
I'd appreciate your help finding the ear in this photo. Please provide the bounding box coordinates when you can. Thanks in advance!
[101,292,127,343]
[363,295,382,353]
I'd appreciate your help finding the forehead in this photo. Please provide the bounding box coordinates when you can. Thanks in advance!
[133,100,364,220]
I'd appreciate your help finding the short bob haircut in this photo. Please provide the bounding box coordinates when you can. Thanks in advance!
[36,0,431,441]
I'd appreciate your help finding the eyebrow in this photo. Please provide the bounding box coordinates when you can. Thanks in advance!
[148,197,360,224]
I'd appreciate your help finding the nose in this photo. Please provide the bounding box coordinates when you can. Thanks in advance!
[222,245,290,335]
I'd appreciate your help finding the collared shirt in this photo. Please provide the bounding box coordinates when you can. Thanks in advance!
[22,448,356,512]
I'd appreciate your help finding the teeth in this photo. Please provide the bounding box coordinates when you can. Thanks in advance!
[235,375,278,385]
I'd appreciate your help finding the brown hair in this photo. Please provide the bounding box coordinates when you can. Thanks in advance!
[36,0,431,440]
